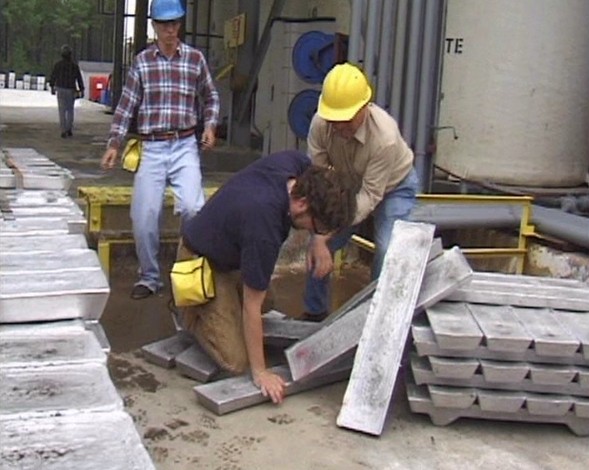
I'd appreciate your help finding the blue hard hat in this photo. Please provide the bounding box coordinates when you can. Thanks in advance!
[150,0,185,21]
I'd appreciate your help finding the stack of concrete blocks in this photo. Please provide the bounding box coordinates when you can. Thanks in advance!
[7,71,16,89]
[0,148,155,469]
[36,75,46,91]
[408,273,589,436]
[0,73,45,90]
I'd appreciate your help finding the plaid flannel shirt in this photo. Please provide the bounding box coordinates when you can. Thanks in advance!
[107,42,219,149]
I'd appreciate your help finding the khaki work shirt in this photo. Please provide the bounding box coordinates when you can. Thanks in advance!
[307,103,414,225]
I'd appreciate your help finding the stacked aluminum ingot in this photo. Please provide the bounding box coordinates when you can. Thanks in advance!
[0,149,155,469]
[1,147,73,190]
[408,272,589,436]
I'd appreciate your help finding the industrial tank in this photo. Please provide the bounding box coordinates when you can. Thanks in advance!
[436,0,589,188]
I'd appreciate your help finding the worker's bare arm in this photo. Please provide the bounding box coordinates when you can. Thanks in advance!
[242,284,286,404]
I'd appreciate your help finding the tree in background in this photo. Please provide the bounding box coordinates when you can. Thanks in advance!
[1,0,102,76]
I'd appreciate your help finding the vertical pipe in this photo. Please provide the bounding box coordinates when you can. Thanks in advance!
[348,0,364,64]
[229,0,261,146]
[376,0,397,107]
[400,0,424,146]
[206,0,213,56]
[233,0,285,124]
[363,0,383,79]
[389,0,408,119]
[414,0,441,193]
[189,0,198,47]
[111,0,126,111]
[133,0,148,55]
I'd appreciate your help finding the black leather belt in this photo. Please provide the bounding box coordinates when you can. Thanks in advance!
[140,127,196,141]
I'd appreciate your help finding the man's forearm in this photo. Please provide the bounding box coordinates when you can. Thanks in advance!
[241,285,267,377]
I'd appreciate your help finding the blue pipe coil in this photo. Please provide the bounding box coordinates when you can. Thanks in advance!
[292,31,336,84]
[288,89,321,139]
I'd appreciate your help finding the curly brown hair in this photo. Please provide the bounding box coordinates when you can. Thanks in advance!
[291,165,357,232]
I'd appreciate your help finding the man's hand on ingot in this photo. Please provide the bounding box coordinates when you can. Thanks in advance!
[253,369,286,404]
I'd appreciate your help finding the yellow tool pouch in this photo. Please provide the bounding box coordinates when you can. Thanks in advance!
[170,257,216,307]
[122,138,142,173]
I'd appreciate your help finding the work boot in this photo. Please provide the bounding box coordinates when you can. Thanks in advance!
[298,311,329,323]
[130,284,155,300]
[60,132,67,138]
[67,130,73,137]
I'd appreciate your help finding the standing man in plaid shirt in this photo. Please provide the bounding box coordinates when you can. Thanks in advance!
[101,0,220,300]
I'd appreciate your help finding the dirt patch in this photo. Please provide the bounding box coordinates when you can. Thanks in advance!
[108,355,163,393]
[267,413,295,425]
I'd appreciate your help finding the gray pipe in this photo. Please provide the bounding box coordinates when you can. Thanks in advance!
[531,206,589,250]
[401,0,424,145]
[348,0,364,64]
[410,203,523,230]
[363,0,383,79]
[376,0,397,107]
[390,0,409,119]
[413,0,441,193]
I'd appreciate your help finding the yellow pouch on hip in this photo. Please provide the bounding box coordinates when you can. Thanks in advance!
[170,257,216,307]
[122,138,142,173]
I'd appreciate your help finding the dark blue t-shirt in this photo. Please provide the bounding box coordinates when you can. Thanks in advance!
[182,150,311,291]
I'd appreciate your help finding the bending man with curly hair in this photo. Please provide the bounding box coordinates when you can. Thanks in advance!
[179,150,355,403]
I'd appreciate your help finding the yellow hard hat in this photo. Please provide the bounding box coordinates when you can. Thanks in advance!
[318,63,372,121]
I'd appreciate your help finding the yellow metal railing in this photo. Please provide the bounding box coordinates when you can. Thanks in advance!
[78,185,218,277]
[347,194,535,274]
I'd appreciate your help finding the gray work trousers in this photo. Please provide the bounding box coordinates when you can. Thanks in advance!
[56,87,76,133]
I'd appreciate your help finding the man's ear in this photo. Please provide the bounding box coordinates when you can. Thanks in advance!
[291,196,309,214]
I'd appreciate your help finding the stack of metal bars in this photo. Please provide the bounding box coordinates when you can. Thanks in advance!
[408,272,589,436]
[0,148,155,469]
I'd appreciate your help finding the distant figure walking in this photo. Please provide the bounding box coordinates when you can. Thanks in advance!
[49,45,85,138]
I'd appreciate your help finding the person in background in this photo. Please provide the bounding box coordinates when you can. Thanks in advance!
[302,62,419,321]
[179,150,356,404]
[49,44,85,138]
[101,0,219,300]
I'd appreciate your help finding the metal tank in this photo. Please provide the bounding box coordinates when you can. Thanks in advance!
[436,0,589,187]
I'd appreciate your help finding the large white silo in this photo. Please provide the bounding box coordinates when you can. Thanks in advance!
[436,0,589,188]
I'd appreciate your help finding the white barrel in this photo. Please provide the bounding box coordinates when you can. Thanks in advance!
[436,0,589,187]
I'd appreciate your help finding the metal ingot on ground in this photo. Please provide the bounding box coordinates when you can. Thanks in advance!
[0,218,71,236]
[0,320,105,368]
[7,207,86,234]
[0,411,155,469]
[0,234,88,252]
[0,249,101,274]
[0,268,110,323]
[0,362,121,418]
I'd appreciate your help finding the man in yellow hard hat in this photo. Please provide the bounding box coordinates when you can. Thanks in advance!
[302,62,419,321]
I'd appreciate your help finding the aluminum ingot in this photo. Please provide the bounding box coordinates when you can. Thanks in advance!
[0,268,110,322]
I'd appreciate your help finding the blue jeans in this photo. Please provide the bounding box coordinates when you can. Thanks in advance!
[303,167,419,314]
[131,136,205,292]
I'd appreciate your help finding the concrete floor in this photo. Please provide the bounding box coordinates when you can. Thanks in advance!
[1,89,587,470]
